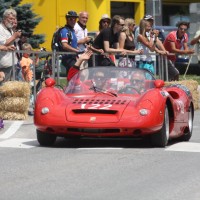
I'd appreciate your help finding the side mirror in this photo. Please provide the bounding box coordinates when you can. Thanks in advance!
[154,79,165,88]
[45,78,56,87]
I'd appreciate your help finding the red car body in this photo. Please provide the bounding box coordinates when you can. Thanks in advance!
[34,67,194,147]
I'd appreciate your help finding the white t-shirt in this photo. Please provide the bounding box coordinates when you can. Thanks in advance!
[135,32,156,62]
[74,22,88,52]
[0,23,18,68]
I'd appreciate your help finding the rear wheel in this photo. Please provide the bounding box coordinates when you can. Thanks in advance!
[37,130,57,146]
[151,106,169,147]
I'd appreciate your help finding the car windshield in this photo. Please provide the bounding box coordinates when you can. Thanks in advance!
[65,67,155,95]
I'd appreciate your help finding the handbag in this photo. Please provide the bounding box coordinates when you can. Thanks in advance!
[118,57,135,68]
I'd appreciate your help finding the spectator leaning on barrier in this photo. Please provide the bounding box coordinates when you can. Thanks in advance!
[190,28,200,62]
[163,21,194,81]
[118,18,143,68]
[0,8,21,82]
[60,10,79,74]
[91,15,127,66]
[135,19,158,74]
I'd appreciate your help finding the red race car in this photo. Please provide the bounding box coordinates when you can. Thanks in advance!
[34,67,194,147]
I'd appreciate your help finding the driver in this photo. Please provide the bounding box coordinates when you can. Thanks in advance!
[93,71,107,88]
[130,71,146,93]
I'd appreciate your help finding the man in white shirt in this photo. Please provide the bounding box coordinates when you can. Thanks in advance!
[74,11,92,52]
[0,8,21,81]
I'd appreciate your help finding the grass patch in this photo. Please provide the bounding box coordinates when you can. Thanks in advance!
[180,75,200,85]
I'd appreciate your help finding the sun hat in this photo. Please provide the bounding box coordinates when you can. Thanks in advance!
[143,15,154,20]
[101,14,111,21]
[66,10,78,18]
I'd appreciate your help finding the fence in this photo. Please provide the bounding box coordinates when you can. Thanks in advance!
[1,49,198,100]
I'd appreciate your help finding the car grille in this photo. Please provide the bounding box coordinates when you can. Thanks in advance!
[68,128,120,134]
[72,98,128,105]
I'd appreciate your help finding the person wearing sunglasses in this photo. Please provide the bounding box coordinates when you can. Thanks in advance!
[130,71,146,93]
[96,14,111,37]
[163,21,194,81]
[90,15,127,67]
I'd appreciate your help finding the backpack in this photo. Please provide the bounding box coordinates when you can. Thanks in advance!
[51,26,72,51]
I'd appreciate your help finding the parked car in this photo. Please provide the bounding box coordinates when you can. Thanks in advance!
[34,66,194,147]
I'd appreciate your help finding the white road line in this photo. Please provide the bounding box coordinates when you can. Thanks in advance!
[0,121,24,139]
[0,138,36,149]
[166,142,200,152]
[77,148,123,150]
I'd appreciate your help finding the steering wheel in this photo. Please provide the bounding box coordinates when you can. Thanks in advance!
[118,85,140,94]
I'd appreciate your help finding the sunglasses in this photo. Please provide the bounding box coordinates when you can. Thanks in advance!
[179,27,187,31]
[119,23,125,26]
[102,20,110,24]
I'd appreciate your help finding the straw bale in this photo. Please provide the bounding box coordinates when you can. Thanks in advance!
[0,97,29,113]
[165,80,199,110]
[0,81,31,98]
[0,111,28,120]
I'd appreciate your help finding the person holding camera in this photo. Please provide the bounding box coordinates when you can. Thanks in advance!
[0,8,22,81]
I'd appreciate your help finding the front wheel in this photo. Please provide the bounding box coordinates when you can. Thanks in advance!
[151,106,169,147]
[37,130,57,146]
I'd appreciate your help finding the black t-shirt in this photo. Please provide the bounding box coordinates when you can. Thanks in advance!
[93,28,119,50]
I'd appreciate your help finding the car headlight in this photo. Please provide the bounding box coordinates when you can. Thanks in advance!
[41,107,49,114]
[139,109,148,116]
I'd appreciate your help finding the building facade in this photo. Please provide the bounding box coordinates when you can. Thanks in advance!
[21,0,200,50]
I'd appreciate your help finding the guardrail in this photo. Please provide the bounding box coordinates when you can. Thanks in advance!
[1,50,199,101]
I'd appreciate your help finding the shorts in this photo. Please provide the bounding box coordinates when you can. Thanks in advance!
[167,60,179,81]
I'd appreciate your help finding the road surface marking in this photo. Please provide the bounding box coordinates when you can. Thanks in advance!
[0,138,36,149]
[77,148,123,150]
[0,121,24,139]
[166,142,200,152]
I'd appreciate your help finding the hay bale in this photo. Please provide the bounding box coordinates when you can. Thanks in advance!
[0,81,31,98]
[165,79,199,110]
[0,81,31,120]
[0,111,28,120]
[0,97,29,113]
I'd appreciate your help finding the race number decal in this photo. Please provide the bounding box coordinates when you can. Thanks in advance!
[81,104,112,109]
[176,100,184,114]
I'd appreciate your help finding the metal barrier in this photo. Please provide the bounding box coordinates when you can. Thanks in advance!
[1,49,198,101]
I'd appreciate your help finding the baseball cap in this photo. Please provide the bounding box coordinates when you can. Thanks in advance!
[143,15,154,20]
[66,10,78,18]
[101,14,111,21]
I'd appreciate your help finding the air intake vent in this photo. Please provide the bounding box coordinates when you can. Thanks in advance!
[72,98,128,105]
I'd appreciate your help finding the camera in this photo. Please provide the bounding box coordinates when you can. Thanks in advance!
[86,37,94,45]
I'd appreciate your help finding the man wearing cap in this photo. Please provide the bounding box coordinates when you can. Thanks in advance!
[60,10,80,74]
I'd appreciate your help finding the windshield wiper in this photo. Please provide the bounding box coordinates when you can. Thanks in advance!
[89,80,118,97]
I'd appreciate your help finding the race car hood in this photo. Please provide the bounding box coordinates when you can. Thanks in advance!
[66,96,134,123]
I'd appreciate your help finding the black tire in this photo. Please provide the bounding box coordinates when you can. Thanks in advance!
[37,129,57,146]
[179,105,193,141]
[151,106,170,147]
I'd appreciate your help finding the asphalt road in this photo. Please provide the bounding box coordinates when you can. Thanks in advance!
[0,110,200,200]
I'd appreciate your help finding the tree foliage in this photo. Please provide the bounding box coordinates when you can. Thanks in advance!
[0,0,45,48]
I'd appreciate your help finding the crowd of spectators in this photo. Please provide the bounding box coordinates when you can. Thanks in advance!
[0,8,199,85]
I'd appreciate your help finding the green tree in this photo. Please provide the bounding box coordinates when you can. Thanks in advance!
[0,0,45,48]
